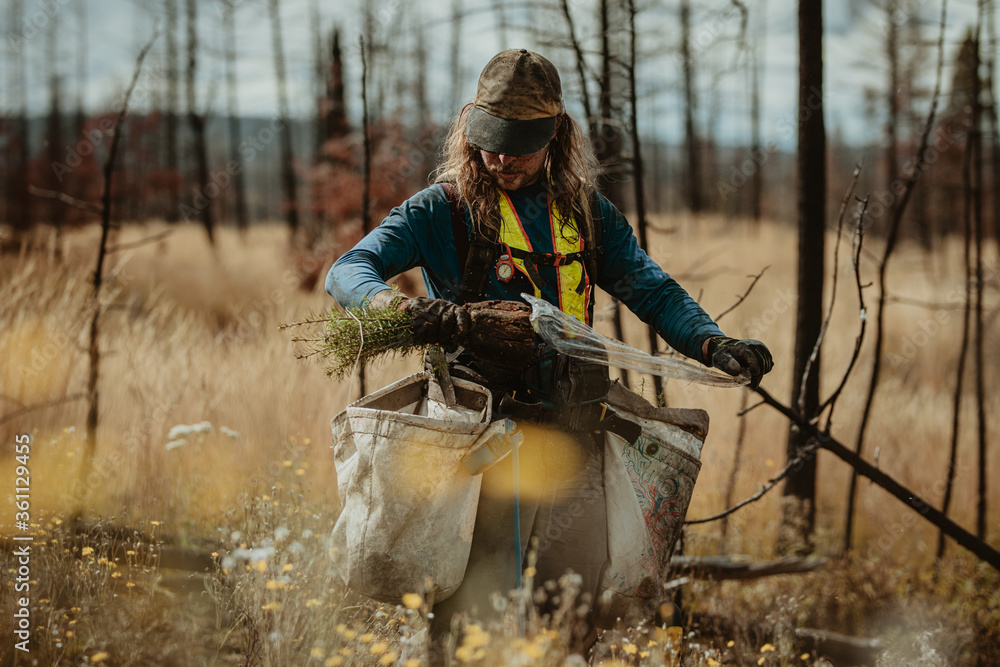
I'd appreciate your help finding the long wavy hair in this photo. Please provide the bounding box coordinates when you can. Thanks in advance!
[435,104,600,240]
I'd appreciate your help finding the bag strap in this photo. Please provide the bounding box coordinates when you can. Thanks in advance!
[442,181,497,305]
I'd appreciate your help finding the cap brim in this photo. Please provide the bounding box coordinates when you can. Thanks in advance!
[465,106,557,157]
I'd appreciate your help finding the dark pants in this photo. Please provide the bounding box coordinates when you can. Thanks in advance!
[429,424,608,659]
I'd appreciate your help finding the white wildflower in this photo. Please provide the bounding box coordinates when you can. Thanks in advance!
[165,439,188,451]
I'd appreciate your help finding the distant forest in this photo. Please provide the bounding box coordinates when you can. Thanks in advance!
[1,0,996,255]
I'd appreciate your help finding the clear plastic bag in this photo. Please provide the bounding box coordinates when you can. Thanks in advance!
[524,293,748,387]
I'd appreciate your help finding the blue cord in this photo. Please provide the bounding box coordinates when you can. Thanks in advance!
[511,422,524,637]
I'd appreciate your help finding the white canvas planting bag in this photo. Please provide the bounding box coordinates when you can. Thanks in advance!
[330,371,493,603]
[595,382,706,626]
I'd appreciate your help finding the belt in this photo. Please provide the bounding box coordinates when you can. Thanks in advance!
[498,393,642,444]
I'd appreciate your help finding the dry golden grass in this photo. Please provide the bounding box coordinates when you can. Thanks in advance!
[1,218,998,665]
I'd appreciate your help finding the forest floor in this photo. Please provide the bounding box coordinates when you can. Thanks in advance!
[1,219,998,665]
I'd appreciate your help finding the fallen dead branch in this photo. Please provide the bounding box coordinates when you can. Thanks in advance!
[667,555,827,580]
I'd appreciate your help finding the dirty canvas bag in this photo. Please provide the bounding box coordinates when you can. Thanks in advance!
[595,382,706,626]
[330,371,493,603]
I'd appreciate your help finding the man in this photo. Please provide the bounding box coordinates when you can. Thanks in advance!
[327,48,772,657]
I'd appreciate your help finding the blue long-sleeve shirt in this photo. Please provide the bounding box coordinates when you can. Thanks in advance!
[326,181,723,362]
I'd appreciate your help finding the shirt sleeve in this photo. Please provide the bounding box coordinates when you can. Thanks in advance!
[594,196,723,363]
[325,185,461,308]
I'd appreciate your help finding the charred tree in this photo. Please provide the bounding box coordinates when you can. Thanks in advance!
[185,0,214,244]
[749,0,765,222]
[358,34,374,398]
[414,21,430,130]
[449,0,464,114]
[327,28,349,141]
[596,0,626,207]
[680,0,703,214]
[628,0,660,400]
[269,0,301,236]
[556,0,629,388]
[223,0,249,231]
[45,16,66,230]
[7,0,31,233]
[164,0,180,223]
[779,0,826,556]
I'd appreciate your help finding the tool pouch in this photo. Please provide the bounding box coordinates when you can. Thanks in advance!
[522,344,612,432]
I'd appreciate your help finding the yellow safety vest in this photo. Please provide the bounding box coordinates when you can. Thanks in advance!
[496,189,592,324]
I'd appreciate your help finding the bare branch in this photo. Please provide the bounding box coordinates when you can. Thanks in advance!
[714,265,770,322]
[106,229,174,253]
[752,385,1000,572]
[686,438,819,525]
[0,393,87,427]
[797,164,862,415]
[845,0,949,552]
[28,185,102,216]
[884,295,968,310]
[737,399,765,417]
[816,194,871,426]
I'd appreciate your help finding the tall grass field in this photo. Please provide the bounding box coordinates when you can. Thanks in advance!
[1,218,998,665]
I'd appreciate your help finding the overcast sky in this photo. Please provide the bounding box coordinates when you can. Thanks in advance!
[1,0,985,147]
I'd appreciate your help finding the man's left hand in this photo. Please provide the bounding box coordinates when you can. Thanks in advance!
[706,336,773,389]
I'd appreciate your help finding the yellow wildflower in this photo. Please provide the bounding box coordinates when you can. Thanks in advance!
[81,547,94,556]
[622,643,638,655]
[90,652,110,664]
[369,642,388,655]
[402,593,422,609]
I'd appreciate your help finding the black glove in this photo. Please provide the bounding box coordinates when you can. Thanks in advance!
[405,297,471,350]
[706,336,773,389]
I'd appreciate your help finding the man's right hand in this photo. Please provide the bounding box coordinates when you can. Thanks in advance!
[404,297,472,349]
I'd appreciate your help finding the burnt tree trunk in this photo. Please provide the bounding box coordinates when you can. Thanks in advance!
[164,0,180,223]
[223,1,248,231]
[269,0,300,236]
[680,0,702,214]
[778,0,825,556]
[185,0,214,244]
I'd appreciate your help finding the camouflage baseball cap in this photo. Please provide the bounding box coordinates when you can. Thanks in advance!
[465,49,563,157]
